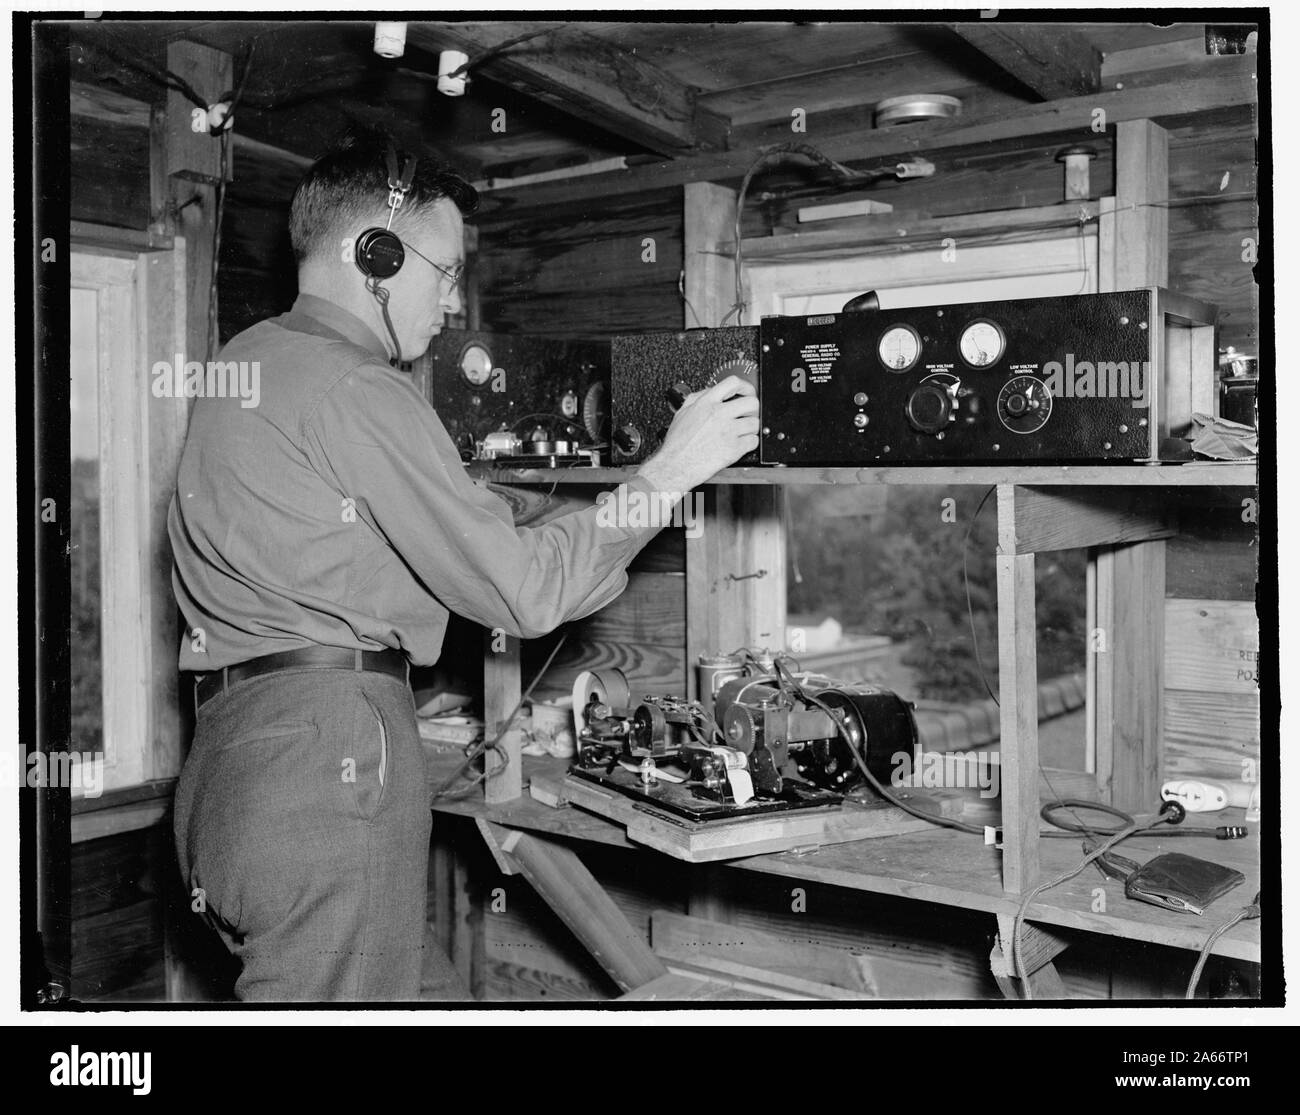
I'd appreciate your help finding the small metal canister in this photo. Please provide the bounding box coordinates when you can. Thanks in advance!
[697,653,746,700]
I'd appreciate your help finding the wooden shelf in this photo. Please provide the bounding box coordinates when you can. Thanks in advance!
[429,755,1261,965]
[471,461,1256,488]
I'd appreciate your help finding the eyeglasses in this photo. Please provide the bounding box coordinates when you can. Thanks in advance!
[400,238,464,287]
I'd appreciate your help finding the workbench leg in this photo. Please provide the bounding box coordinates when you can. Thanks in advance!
[483,630,523,803]
[478,823,667,994]
[996,534,1040,894]
[991,914,1071,1000]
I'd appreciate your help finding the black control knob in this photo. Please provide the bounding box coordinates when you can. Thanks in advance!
[905,382,956,434]
[613,424,642,456]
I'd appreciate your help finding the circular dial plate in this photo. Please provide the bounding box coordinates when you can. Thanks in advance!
[997,375,1054,434]
[459,343,494,386]
[959,320,1006,368]
[706,355,759,389]
[877,325,922,372]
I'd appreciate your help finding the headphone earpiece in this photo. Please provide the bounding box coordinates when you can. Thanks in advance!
[355,228,405,280]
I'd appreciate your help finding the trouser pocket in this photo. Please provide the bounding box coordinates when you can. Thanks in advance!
[348,691,390,822]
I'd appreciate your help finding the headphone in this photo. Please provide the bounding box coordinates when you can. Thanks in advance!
[354,143,419,280]
[354,144,419,361]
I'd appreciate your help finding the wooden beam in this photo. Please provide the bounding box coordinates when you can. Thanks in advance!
[991,914,1072,999]
[1094,541,1166,812]
[474,461,1257,488]
[1092,118,1170,813]
[998,486,1175,554]
[483,630,524,804]
[477,70,1256,218]
[734,201,1100,262]
[164,41,234,184]
[1100,120,1170,291]
[683,182,737,328]
[408,21,726,156]
[493,829,668,993]
[948,23,1102,100]
[685,487,787,700]
[996,532,1039,895]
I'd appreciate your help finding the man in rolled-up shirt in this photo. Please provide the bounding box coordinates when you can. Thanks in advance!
[168,131,759,1002]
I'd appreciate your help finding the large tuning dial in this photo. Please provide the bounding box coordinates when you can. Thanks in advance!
[905,375,960,435]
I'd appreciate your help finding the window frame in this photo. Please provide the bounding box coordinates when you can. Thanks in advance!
[69,231,189,800]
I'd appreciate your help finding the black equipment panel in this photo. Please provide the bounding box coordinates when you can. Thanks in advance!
[420,330,610,458]
[610,327,760,465]
[759,290,1164,464]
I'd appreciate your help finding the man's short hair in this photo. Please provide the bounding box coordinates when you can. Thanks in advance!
[289,129,479,266]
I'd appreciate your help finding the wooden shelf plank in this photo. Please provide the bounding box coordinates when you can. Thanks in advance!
[429,755,1262,965]
[470,462,1256,488]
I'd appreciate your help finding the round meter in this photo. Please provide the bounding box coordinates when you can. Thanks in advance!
[959,320,1005,368]
[459,343,494,387]
[877,324,922,372]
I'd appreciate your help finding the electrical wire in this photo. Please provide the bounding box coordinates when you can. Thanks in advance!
[761,657,1246,1000]
[729,143,903,325]
[430,629,569,802]
[1012,817,1142,999]
[207,129,230,361]
[445,25,569,80]
[1185,895,1259,999]
[962,485,999,707]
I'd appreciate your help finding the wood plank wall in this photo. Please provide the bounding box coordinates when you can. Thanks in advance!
[1163,503,1260,788]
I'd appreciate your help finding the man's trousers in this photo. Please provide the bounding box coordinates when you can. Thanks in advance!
[174,667,469,1001]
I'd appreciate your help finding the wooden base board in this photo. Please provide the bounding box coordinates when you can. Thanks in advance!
[530,772,957,863]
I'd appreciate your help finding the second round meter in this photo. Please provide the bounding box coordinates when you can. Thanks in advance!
[959,320,1005,367]
[877,324,921,372]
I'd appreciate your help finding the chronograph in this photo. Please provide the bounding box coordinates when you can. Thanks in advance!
[877,324,922,372]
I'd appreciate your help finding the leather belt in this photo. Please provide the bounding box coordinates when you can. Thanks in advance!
[194,647,409,712]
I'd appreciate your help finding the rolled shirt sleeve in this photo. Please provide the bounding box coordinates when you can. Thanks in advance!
[303,357,666,640]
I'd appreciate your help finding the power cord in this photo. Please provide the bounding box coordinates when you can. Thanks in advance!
[1185,893,1260,999]
[430,629,569,802]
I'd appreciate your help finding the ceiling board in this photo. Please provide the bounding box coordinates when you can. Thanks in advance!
[582,21,918,92]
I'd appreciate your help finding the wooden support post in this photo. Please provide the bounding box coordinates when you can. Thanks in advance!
[996,486,1039,894]
[685,486,787,699]
[491,830,668,994]
[1094,541,1165,811]
[1098,119,1169,291]
[683,181,738,328]
[991,914,1071,1000]
[162,41,233,364]
[1093,118,1170,813]
[483,630,524,803]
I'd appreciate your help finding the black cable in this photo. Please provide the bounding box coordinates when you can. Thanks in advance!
[430,629,569,802]
[446,25,569,80]
[365,277,403,365]
[728,143,914,323]
[87,33,208,108]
